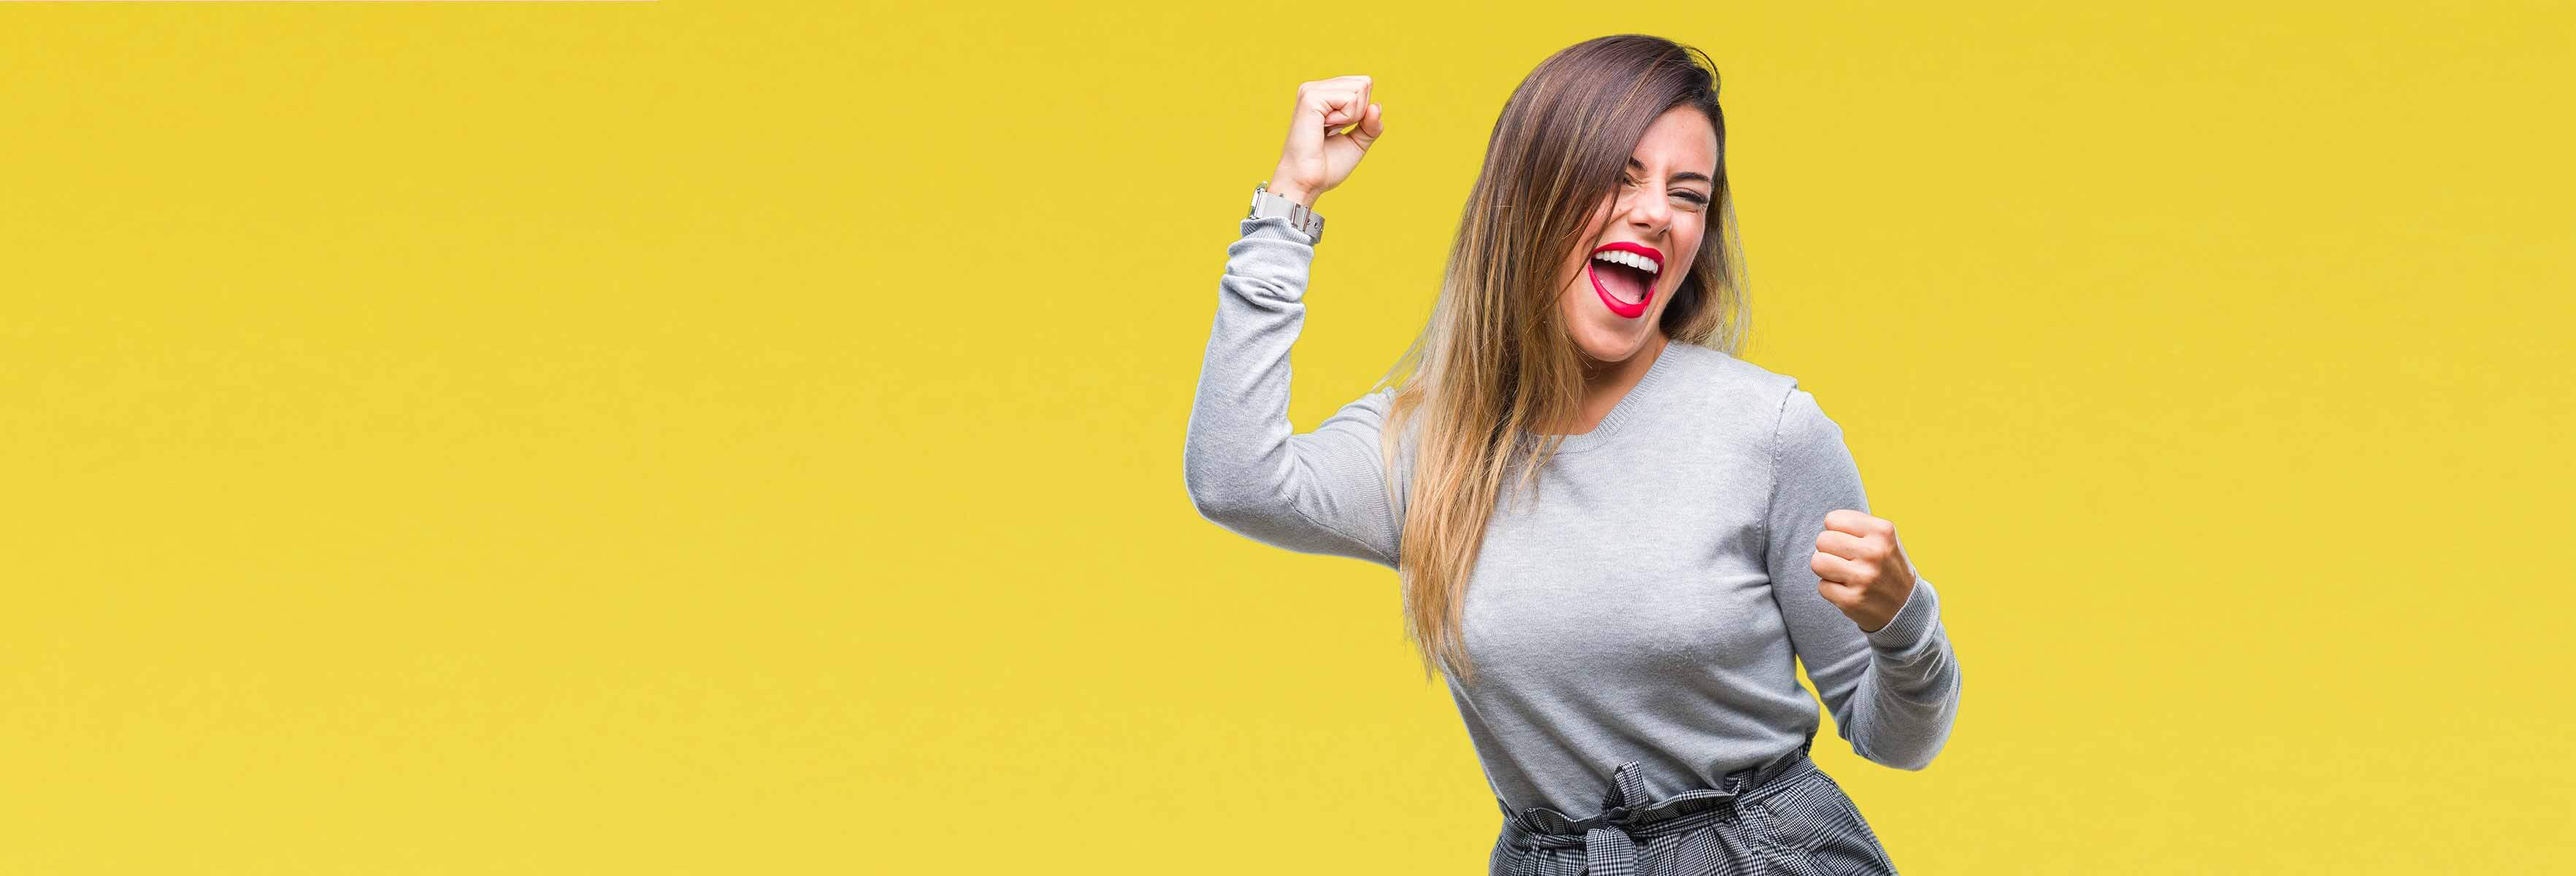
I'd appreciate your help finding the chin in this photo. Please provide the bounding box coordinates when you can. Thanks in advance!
[1571,319,1655,363]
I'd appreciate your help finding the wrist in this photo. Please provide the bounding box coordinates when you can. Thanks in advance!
[1264,177,1319,210]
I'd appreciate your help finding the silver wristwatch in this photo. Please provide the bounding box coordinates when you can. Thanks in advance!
[1248,181,1325,243]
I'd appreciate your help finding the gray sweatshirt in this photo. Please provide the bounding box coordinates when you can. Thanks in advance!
[1184,214,1961,818]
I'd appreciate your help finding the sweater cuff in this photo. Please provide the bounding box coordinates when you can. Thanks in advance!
[1241,215,1317,247]
[1863,575,1940,657]
[1228,215,1318,300]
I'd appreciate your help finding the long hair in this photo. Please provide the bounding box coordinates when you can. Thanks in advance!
[1375,34,1749,687]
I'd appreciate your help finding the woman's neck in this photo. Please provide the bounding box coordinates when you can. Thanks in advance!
[1552,332,1670,436]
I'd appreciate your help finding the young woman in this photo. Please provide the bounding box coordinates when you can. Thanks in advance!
[1184,34,1960,876]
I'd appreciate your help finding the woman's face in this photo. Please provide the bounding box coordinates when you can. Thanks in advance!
[1553,106,1719,366]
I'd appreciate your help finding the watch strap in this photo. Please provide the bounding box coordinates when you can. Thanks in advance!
[1248,181,1325,243]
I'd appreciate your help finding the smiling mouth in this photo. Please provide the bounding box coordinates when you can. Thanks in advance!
[1587,242,1662,319]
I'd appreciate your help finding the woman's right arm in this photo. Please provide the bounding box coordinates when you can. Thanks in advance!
[1184,214,1403,569]
[1182,76,1403,569]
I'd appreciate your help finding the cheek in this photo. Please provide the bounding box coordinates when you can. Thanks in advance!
[1673,228,1708,278]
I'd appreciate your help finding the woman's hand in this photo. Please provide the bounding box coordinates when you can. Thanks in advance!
[1268,74,1385,209]
[1809,510,1920,634]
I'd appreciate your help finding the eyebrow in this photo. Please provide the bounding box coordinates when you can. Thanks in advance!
[1630,158,1712,187]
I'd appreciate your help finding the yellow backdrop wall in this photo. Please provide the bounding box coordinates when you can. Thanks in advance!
[4,1,2569,872]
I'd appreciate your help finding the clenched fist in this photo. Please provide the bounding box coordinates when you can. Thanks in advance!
[1809,509,1918,634]
[1267,74,1385,210]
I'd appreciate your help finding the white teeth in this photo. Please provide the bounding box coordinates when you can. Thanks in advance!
[1592,250,1660,274]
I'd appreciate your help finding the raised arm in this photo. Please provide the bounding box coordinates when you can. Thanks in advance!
[1182,215,1404,569]
[1182,74,1404,569]
[1763,386,1961,770]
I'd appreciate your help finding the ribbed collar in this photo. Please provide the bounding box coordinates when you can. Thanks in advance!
[1517,339,1684,456]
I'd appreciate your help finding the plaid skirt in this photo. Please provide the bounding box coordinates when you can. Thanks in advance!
[1488,734,1898,876]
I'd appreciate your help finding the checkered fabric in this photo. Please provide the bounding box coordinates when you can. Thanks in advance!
[1490,734,1897,875]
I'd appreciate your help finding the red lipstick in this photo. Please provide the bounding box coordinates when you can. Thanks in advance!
[1586,241,1663,319]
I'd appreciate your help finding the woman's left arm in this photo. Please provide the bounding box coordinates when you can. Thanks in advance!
[1763,386,1962,771]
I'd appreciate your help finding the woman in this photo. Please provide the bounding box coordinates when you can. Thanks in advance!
[1184,34,1960,876]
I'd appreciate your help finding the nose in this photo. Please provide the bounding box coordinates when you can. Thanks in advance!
[1622,185,1671,239]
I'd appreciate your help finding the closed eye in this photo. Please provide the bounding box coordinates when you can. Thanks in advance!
[1627,174,1710,209]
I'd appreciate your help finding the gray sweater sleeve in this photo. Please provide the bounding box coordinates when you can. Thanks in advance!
[1764,387,1962,770]
[1182,215,1403,569]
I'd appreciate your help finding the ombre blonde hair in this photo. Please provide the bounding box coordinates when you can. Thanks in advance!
[1373,35,1749,687]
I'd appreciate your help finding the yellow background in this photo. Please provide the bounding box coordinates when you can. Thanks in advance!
[4,1,2569,872]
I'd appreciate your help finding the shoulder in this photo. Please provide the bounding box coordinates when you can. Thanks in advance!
[1660,341,1793,394]
[1658,343,1842,453]
[1655,342,1805,423]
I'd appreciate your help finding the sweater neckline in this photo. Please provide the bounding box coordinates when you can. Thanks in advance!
[1519,340,1683,456]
